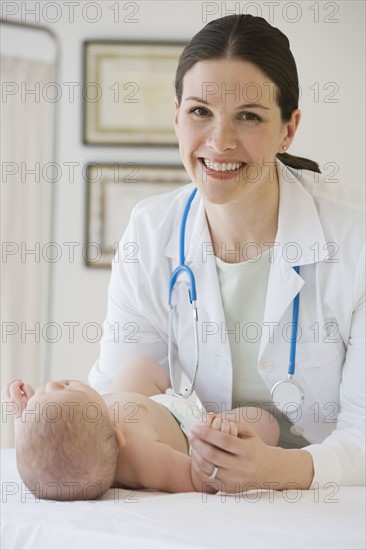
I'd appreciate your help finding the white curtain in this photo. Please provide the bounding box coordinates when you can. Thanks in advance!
[1,56,56,447]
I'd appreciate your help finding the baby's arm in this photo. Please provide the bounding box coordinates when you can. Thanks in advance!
[131,437,196,493]
[110,356,170,396]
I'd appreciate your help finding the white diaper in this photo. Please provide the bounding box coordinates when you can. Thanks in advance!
[150,391,205,442]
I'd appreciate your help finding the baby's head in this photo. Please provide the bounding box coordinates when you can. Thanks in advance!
[15,380,120,501]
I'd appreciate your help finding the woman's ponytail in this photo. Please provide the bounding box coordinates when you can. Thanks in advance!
[276,152,321,173]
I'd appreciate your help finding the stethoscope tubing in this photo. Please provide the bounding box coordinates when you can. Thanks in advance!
[168,186,303,404]
[288,265,300,376]
[168,187,198,305]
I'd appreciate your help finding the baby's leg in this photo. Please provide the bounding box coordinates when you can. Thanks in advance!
[110,356,170,396]
[211,407,280,447]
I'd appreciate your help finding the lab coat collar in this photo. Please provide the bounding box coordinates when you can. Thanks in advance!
[163,187,209,264]
[275,160,328,266]
[260,160,328,360]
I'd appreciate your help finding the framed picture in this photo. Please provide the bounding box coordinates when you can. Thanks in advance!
[85,163,191,267]
[83,41,186,146]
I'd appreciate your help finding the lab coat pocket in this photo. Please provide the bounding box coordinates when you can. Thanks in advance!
[297,342,345,409]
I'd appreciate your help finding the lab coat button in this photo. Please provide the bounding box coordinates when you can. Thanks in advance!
[259,359,273,372]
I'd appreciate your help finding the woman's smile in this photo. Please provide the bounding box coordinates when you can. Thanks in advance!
[198,157,247,180]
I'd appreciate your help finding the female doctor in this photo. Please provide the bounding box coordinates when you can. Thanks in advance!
[89,14,365,491]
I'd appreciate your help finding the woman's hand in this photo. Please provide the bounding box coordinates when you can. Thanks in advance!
[190,413,239,493]
[1,379,35,419]
[189,414,272,493]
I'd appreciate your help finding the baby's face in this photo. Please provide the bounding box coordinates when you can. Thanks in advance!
[21,380,110,422]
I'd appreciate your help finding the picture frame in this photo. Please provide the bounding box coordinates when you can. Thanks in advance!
[85,163,192,267]
[83,40,186,146]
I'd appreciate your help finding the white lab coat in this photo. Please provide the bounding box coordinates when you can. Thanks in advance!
[89,160,365,487]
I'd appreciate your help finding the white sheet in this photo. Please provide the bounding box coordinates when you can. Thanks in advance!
[1,448,365,550]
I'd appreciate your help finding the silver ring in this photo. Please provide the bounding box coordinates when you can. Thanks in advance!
[209,466,219,481]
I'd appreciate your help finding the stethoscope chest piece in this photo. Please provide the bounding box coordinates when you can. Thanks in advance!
[271,376,304,413]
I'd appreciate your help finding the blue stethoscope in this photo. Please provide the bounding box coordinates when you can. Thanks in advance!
[168,187,304,412]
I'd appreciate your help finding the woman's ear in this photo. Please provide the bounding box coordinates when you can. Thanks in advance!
[289,108,301,135]
[281,108,301,151]
[174,98,180,138]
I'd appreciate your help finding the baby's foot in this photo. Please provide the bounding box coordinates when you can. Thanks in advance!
[208,413,238,436]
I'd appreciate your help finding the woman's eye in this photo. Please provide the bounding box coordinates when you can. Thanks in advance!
[190,107,209,117]
[240,112,261,122]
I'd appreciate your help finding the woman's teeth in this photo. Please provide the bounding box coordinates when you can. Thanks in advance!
[203,159,244,172]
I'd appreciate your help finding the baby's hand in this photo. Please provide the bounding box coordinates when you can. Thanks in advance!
[1,380,35,419]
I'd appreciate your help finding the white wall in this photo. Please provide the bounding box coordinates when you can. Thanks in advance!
[2,0,365,384]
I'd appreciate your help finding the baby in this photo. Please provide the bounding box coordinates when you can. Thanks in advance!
[2,357,280,500]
